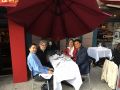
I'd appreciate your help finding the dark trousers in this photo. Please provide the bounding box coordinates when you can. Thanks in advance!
[33,74,46,81]
[33,74,53,90]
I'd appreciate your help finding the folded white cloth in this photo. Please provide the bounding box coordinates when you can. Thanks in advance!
[39,74,52,79]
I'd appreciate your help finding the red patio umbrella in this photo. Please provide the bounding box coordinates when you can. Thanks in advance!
[7,0,110,40]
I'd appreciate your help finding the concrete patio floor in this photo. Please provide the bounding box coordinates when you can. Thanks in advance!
[0,66,112,90]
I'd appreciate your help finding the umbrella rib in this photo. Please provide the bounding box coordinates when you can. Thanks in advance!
[47,1,58,37]
[28,2,53,31]
[59,1,68,38]
[47,12,56,37]
[63,1,91,32]
[60,16,68,38]
[47,1,68,38]
[69,0,105,16]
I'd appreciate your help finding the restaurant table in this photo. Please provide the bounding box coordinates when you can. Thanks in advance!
[49,54,82,90]
[87,46,112,62]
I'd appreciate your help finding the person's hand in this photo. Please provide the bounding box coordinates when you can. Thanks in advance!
[48,70,53,74]
[48,68,54,71]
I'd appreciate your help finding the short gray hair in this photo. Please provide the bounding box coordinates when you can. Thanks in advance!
[39,40,47,45]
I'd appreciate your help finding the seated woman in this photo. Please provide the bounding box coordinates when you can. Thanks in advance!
[27,43,53,81]
[64,39,77,62]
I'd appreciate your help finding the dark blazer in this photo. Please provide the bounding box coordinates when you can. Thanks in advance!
[112,49,120,66]
[36,48,48,66]
[76,46,90,75]
[36,48,53,68]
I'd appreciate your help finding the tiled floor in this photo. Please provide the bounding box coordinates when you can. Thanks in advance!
[0,66,112,90]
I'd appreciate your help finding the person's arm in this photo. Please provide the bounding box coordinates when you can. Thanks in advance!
[72,48,77,61]
[28,54,48,74]
[48,68,54,71]
[76,48,88,65]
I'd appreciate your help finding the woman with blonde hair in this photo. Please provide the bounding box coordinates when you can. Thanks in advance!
[64,39,77,62]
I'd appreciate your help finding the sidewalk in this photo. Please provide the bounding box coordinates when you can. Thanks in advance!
[0,67,112,90]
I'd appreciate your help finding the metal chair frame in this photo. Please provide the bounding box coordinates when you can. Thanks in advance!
[30,71,51,90]
[81,60,92,90]
[81,73,91,90]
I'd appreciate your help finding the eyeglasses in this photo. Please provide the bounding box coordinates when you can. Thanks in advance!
[40,44,47,47]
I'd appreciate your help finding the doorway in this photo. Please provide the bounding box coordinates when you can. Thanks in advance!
[0,7,12,75]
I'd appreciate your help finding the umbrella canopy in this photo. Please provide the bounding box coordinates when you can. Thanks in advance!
[7,0,110,40]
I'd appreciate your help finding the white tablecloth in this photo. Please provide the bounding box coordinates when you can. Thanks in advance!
[49,54,82,90]
[87,46,112,62]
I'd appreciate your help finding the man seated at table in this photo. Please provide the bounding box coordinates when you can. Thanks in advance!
[74,39,90,75]
[36,40,53,68]
[27,43,53,82]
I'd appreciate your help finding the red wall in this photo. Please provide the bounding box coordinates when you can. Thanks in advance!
[8,20,27,83]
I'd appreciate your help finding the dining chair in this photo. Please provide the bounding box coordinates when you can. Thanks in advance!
[30,71,52,90]
[30,72,44,90]
[81,59,92,90]
[81,73,91,90]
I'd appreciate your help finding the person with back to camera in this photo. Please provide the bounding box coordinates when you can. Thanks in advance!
[64,39,77,62]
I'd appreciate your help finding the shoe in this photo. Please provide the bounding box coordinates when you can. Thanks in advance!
[41,83,48,90]
[82,78,85,81]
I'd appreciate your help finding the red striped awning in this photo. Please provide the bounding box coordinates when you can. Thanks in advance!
[0,0,18,7]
